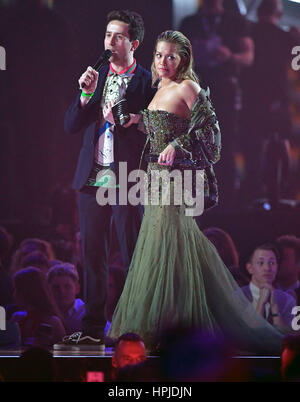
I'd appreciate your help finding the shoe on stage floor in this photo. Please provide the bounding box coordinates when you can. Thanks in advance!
[53,332,105,351]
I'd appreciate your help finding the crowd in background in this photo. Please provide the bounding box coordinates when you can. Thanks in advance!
[0,221,300,381]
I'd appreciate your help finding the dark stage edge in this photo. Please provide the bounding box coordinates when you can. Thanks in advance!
[0,348,282,382]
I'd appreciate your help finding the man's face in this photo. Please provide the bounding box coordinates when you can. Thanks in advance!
[104,20,136,65]
[112,340,147,369]
[49,276,79,312]
[247,249,278,288]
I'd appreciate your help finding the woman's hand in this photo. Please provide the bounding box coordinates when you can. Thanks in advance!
[103,101,115,125]
[158,144,176,166]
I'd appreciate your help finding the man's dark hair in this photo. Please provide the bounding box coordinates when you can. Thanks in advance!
[277,235,300,261]
[257,0,282,18]
[106,10,145,44]
[248,242,281,265]
[115,332,145,348]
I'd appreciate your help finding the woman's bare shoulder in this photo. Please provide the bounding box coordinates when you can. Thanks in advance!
[180,79,201,92]
[178,80,201,109]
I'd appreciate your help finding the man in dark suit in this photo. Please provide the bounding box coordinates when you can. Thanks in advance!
[54,10,155,350]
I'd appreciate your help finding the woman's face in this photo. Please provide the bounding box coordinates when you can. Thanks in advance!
[154,41,182,81]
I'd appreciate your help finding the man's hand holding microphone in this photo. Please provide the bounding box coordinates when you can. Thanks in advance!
[79,67,99,107]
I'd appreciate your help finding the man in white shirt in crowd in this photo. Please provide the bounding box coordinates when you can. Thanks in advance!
[241,243,296,331]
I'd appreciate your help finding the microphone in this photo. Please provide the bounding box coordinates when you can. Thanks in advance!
[93,49,112,70]
[81,49,112,89]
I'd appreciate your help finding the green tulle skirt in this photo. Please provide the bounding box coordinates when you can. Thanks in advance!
[108,200,285,354]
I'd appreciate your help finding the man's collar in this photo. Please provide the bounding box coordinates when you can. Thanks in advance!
[249,281,261,300]
[109,58,137,76]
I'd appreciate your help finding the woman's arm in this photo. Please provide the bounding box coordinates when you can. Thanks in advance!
[172,86,221,168]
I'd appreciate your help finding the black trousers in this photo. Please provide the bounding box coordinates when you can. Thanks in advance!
[77,187,142,338]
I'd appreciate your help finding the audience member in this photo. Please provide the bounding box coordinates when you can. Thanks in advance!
[203,226,249,286]
[47,263,84,334]
[10,238,55,275]
[20,238,55,260]
[276,235,300,303]
[241,243,296,331]
[49,259,64,267]
[11,267,65,348]
[50,222,75,263]
[21,250,50,273]
[111,333,147,381]
[281,334,300,381]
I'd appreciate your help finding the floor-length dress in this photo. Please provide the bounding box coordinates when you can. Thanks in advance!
[108,107,285,354]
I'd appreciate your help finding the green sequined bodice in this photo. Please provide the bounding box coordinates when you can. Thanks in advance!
[142,109,190,154]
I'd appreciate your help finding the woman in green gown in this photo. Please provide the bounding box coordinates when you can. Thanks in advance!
[107,31,286,354]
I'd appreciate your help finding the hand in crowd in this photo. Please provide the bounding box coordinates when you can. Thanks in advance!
[258,283,273,305]
[258,283,281,317]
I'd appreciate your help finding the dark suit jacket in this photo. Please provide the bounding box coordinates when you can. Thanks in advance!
[64,63,155,190]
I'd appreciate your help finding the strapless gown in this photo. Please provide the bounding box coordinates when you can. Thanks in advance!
[108,110,285,354]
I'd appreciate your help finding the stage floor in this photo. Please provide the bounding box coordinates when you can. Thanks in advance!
[0,348,281,358]
[0,348,282,382]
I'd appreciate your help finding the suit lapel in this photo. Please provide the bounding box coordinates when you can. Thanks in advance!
[88,64,109,105]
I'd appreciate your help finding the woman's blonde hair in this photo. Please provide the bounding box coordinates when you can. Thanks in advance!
[151,30,199,86]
